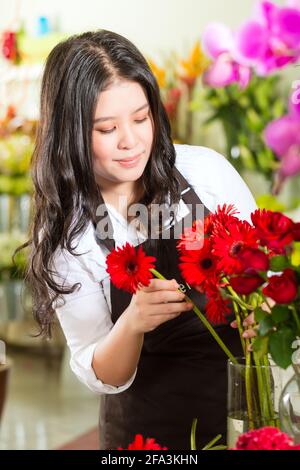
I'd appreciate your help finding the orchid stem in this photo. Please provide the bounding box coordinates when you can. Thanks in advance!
[150,268,237,364]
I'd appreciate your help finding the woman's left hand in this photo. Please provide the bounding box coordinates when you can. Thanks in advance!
[230,313,257,339]
[230,298,275,340]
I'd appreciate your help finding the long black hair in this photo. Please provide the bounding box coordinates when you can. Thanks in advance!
[14,30,181,337]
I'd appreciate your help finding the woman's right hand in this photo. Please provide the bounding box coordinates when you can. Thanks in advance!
[124,278,193,334]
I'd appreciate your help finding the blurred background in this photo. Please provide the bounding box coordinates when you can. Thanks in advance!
[0,0,299,450]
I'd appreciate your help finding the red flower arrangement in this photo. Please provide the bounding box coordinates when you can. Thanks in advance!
[106,205,300,368]
[176,206,300,368]
[232,426,300,450]
[106,205,300,439]
[117,434,168,450]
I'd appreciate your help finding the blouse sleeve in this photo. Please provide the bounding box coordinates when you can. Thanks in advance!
[53,246,137,395]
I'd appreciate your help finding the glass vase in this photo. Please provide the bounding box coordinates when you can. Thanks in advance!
[227,356,282,448]
[279,366,300,445]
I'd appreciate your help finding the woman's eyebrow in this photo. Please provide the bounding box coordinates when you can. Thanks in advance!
[93,103,149,123]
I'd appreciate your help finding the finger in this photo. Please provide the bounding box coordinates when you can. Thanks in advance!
[140,278,179,292]
[230,320,238,328]
[242,328,257,339]
[151,301,193,316]
[151,311,185,326]
[149,290,185,304]
[242,313,255,327]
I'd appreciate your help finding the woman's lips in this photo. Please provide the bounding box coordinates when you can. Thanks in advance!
[116,153,142,167]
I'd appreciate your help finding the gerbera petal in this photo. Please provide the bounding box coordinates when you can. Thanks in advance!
[106,242,156,293]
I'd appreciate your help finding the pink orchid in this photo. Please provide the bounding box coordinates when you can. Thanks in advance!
[264,92,300,183]
[202,23,251,89]
[236,1,300,75]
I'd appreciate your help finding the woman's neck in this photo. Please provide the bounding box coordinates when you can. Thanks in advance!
[100,180,144,221]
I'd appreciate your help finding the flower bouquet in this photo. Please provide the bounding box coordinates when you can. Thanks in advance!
[106,205,300,443]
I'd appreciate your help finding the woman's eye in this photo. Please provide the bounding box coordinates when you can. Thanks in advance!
[98,117,148,134]
[135,117,148,123]
[99,128,115,134]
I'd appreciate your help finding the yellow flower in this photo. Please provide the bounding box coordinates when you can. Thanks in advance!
[147,59,166,88]
[180,41,209,84]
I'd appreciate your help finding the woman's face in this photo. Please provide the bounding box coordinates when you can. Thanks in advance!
[92,80,154,190]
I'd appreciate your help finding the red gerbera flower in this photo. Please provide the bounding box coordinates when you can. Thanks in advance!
[179,238,219,290]
[251,209,295,254]
[177,219,204,253]
[106,242,156,294]
[117,434,168,450]
[212,219,258,275]
[204,285,232,324]
[203,204,240,237]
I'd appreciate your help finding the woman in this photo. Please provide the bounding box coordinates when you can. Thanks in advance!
[18,30,257,449]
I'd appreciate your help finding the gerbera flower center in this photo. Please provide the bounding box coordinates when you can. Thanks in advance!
[126,261,138,274]
[200,257,213,270]
[230,241,244,256]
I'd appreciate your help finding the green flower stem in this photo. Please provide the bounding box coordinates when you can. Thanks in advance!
[262,354,277,426]
[291,304,300,335]
[224,285,254,311]
[150,268,237,364]
[253,354,271,425]
[245,346,255,429]
[190,418,197,450]
[232,301,246,356]
[202,434,222,450]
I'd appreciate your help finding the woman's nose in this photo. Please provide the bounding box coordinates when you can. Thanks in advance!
[118,124,137,149]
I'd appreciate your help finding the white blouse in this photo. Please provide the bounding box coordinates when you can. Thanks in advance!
[53,144,257,395]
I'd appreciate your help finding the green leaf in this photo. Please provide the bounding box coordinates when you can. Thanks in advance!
[269,328,296,369]
[270,255,290,272]
[255,307,268,323]
[252,335,269,358]
[259,316,275,336]
[256,194,286,212]
[271,305,290,324]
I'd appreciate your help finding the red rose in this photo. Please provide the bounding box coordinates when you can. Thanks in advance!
[237,247,269,272]
[230,274,264,295]
[251,209,295,254]
[293,222,300,242]
[262,269,298,304]
[234,426,295,450]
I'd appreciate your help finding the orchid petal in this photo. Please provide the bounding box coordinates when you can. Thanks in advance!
[253,1,279,32]
[202,23,234,59]
[280,144,300,177]
[203,54,237,88]
[274,7,300,48]
[264,116,300,156]
[236,21,269,62]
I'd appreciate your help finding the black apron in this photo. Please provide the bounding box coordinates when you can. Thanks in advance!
[94,167,242,450]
